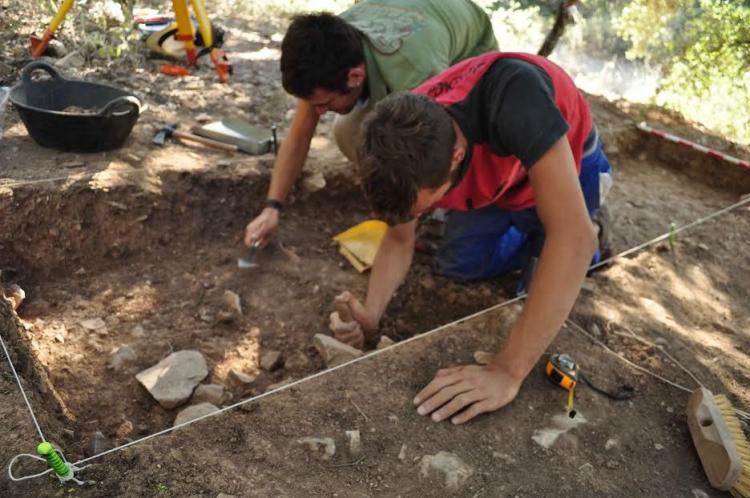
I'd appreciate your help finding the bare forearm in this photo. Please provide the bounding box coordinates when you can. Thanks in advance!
[494,227,596,378]
[364,225,416,334]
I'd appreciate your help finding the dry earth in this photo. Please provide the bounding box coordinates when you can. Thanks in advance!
[1,5,750,498]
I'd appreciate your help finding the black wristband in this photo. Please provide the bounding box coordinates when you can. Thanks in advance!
[265,199,284,211]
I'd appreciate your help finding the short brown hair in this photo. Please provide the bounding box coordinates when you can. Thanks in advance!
[358,93,456,225]
[281,13,364,98]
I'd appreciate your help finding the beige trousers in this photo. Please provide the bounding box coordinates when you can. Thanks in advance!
[332,99,374,162]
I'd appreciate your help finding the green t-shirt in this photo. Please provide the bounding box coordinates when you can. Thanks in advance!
[340,0,498,104]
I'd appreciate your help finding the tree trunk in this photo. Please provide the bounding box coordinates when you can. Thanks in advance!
[538,0,578,57]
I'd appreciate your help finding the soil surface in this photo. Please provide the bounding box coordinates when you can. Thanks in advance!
[2,5,750,498]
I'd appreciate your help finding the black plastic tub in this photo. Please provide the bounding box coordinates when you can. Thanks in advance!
[9,62,142,152]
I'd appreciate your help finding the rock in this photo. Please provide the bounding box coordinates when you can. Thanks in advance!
[136,350,208,409]
[108,345,137,371]
[419,451,473,492]
[473,351,493,365]
[266,378,294,391]
[192,384,224,405]
[195,113,212,123]
[398,444,407,462]
[284,352,309,369]
[492,452,516,465]
[313,334,363,367]
[87,431,112,456]
[346,430,361,457]
[606,460,619,469]
[55,51,85,71]
[230,369,257,384]
[419,274,436,290]
[260,350,282,371]
[654,443,664,450]
[2,284,25,311]
[579,462,594,474]
[174,402,219,427]
[79,313,102,329]
[303,171,326,193]
[131,324,145,337]
[47,39,68,57]
[116,419,134,439]
[377,336,395,349]
[591,323,603,337]
[297,437,336,460]
[691,489,709,498]
[222,290,242,316]
[604,438,619,451]
[80,317,107,334]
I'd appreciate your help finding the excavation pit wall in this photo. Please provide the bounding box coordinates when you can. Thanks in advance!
[0,117,748,479]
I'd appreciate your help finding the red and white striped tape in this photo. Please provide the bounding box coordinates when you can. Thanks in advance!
[636,121,750,171]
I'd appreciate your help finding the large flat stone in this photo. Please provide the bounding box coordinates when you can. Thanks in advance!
[136,350,208,409]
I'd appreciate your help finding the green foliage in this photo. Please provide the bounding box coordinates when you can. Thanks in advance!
[616,0,750,143]
[38,0,141,60]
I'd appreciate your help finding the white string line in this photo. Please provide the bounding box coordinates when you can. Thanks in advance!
[72,194,750,466]
[4,193,749,475]
[589,194,750,271]
[617,325,705,389]
[566,319,750,422]
[0,332,46,442]
[72,295,528,467]
[7,454,52,482]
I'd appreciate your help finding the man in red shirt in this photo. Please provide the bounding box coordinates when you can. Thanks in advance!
[331,52,613,424]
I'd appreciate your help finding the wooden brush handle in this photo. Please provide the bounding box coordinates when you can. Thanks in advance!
[686,387,742,490]
[172,130,239,152]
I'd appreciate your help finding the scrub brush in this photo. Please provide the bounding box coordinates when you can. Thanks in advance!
[687,387,749,497]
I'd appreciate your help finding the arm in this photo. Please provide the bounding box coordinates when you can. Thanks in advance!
[413,137,597,424]
[331,219,417,346]
[243,99,320,247]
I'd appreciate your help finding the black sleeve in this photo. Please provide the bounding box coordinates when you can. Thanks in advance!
[482,59,569,168]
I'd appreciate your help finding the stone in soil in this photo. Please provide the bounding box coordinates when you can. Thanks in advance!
[230,369,257,384]
[260,350,283,371]
[377,335,395,349]
[297,437,336,460]
[174,402,220,427]
[192,384,225,405]
[313,333,363,367]
[136,350,208,409]
[419,451,474,492]
[109,345,137,371]
[345,429,361,457]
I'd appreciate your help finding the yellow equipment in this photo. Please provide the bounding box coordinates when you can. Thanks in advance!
[30,0,231,83]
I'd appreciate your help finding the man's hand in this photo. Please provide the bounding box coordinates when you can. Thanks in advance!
[244,207,279,247]
[329,311,365,350]
[328,291,379,349]
[413,362,524,425]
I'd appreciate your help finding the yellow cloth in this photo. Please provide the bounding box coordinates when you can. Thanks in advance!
[333,220,388,272]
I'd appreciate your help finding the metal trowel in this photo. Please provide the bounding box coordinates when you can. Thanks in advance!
[238,240,261,269]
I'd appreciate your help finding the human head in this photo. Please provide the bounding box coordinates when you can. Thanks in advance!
[281,13,366,114]
[359,93,461,225]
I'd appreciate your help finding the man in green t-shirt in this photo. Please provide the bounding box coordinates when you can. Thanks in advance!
[244,0,497,248]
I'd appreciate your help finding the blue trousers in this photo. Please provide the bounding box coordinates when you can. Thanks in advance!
[437,134,613,282]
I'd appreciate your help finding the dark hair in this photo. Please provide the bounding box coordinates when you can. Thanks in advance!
[280,13,364,98]
[359,93,456,225]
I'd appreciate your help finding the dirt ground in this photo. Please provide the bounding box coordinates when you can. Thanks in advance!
[2,6,750,498]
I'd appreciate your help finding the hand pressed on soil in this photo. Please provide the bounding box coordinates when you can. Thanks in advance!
[244,207,279,247]
[413,363,523,425]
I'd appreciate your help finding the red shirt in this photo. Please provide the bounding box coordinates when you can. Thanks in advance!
[412,52,592,211]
